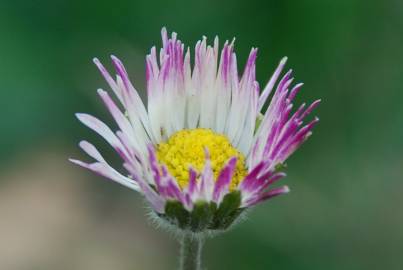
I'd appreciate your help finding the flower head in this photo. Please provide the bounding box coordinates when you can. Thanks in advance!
[70,28,320,232]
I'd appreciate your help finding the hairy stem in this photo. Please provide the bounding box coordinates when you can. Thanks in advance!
[179,233,204,270]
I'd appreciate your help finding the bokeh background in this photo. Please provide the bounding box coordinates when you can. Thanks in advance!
[1,0,402,269]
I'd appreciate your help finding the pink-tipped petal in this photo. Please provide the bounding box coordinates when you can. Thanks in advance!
[245,186,290,207]
[186,167,199,200]
[238,161,268,193]
[258,56,287,111]
[213,157,237,203]
[69,158,140,192]
[93,58,123,102]
[136,176,165,213]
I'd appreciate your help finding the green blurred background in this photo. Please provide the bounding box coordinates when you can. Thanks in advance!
[1,0,402,269]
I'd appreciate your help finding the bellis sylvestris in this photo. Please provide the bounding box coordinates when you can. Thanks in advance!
[70,28,320,266]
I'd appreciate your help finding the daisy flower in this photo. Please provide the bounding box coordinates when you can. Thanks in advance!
[70,28,320,270]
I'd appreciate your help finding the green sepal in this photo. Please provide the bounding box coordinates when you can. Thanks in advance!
[161,193,243,231]
[221,208,244,229]
[190,201,216,231]
[165,200,190,229]
[210,191,242,230]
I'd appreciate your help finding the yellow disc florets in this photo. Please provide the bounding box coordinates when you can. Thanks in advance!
[156,128,247,190]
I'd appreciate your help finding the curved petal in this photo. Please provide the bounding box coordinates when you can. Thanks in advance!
[70,141,139,191]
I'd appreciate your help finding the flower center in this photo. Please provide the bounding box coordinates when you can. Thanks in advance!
[156,128,247,190]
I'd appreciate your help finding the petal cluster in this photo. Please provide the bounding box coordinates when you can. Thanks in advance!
[70,28,320,230]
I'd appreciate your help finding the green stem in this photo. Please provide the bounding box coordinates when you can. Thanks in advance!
[179,233,203,270]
